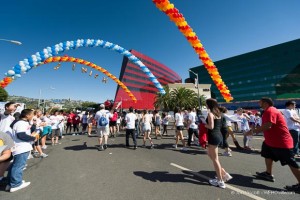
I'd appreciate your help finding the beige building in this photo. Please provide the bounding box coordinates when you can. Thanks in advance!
[167,83,211,99]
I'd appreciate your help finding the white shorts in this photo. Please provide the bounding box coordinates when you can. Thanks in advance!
[97,126,109,137]
[143,123,151,132]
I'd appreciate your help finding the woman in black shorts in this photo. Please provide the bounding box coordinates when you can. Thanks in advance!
[205,98,232,189]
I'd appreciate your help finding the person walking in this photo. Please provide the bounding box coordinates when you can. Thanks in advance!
[125,107,137,149]
[187,108,199,147]
[173,108,187,150]
[205,98,232,189]
[6,109,38,192]
[141,110,154,149]
[282,100,300,157]
[246,97,300,192]
[94,104,111,151]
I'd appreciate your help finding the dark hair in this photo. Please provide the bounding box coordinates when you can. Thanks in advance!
[206,98,221,117]
[13,112,21,120]
[20,109,34,119]
[5,101,16,109]
[174,107,181,113]
[218,106,227,113]
[285,100,296,107]
[260,97,274,106]
[129,107,134,112]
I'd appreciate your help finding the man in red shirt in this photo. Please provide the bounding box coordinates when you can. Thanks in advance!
[247,97,300,192]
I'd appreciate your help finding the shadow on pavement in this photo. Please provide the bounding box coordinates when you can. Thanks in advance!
[196,170,284,192]
[133,171,207,185]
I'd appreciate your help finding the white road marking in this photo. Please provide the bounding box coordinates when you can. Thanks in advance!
[170,163,266,200]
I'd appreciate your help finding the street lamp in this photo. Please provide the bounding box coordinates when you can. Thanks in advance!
[189,70,202,112]
[38,87,55,111]
[0,39,22,45]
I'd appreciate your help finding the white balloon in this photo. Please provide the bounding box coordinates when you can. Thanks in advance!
[21,66,27,72]
[15,74,21,78]
[19,61,25,67]
[8,70,15,76]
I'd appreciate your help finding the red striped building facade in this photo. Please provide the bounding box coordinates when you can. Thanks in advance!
[114,50,182,109]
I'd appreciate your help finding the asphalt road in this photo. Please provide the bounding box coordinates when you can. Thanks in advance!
[0,130,299,200]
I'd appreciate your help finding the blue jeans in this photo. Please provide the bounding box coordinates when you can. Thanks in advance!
[7,151,30,188]
[289,130,300,155]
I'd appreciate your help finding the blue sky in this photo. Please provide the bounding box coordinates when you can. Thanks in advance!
[0,0,299,103]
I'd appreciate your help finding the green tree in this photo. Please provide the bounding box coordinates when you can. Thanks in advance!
[170,87,198,110]
[154,85,173,111]
[0,87,8,101]
[155,86,206,111]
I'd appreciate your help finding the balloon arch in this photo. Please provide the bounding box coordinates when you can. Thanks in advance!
[1,39,166,99]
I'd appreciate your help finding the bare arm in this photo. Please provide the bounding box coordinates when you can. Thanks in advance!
[0,149,11,162]
[205,113,214,130]
[246,122,272,136]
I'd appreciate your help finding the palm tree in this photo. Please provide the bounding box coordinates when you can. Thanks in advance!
[155,86,207,111]
[154,85,173,111]
[170,87,198,110]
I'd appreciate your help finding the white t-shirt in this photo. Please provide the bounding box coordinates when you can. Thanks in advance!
[175,113,184,126]
[57,115,65,129]
[41,116,51,126]
[162,115,170,125]
[0,113,15,136]
[235,114,249,131]
[188,112,197,129]
[125,113,136,129]
[283,109,300,131]
[11,120,33,156]
[50,115,60,129]
[249,114,256,123]
[143,113,152,124]
[95,109,111,128]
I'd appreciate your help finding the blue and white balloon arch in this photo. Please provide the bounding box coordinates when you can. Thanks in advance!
[5,39,166,94]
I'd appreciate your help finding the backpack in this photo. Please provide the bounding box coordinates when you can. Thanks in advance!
[98,114,108,126]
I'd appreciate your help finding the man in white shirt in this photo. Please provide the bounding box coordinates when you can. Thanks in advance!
[283,101,300,157]
[187,108,198,147]
[125,107,137,149]
[94,104,111,151]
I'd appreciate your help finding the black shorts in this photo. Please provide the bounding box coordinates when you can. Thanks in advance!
[208,132,222,146]
[109,121,117,126]
[261,142,299,168]
[176,126,184,131]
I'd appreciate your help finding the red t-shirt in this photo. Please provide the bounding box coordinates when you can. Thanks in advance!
[262,106,293,148]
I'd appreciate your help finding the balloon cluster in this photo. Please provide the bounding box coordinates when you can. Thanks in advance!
[152,0,233,102]
[41,56,137,103]
[2,39,166,95]
[0,77,13,88]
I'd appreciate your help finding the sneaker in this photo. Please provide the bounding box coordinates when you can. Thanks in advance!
[173,144,178,149]
[98,146,104,151]
[10,181,31,192]
[222,151,232,157]
[23,164,28,171]
[150,144,154,149]
[209,178,226,189]
[284,183,300,192]
[27,154,33,160]
[40,153,48,158]
[181,147,188,151]
[41,145,47,150]
[223,173,233,182]
[5,181,26,191]
[256,171,275,182]
[133,146,137,150]
[103,144,107,149]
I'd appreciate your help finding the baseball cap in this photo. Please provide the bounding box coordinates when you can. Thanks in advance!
[100,104,105,108]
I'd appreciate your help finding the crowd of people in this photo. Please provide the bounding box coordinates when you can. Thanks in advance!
[0,97,299,193]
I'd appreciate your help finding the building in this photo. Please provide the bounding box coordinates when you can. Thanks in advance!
[189,39,300,107]
[168,83,211,99]
[114,50,182,109]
